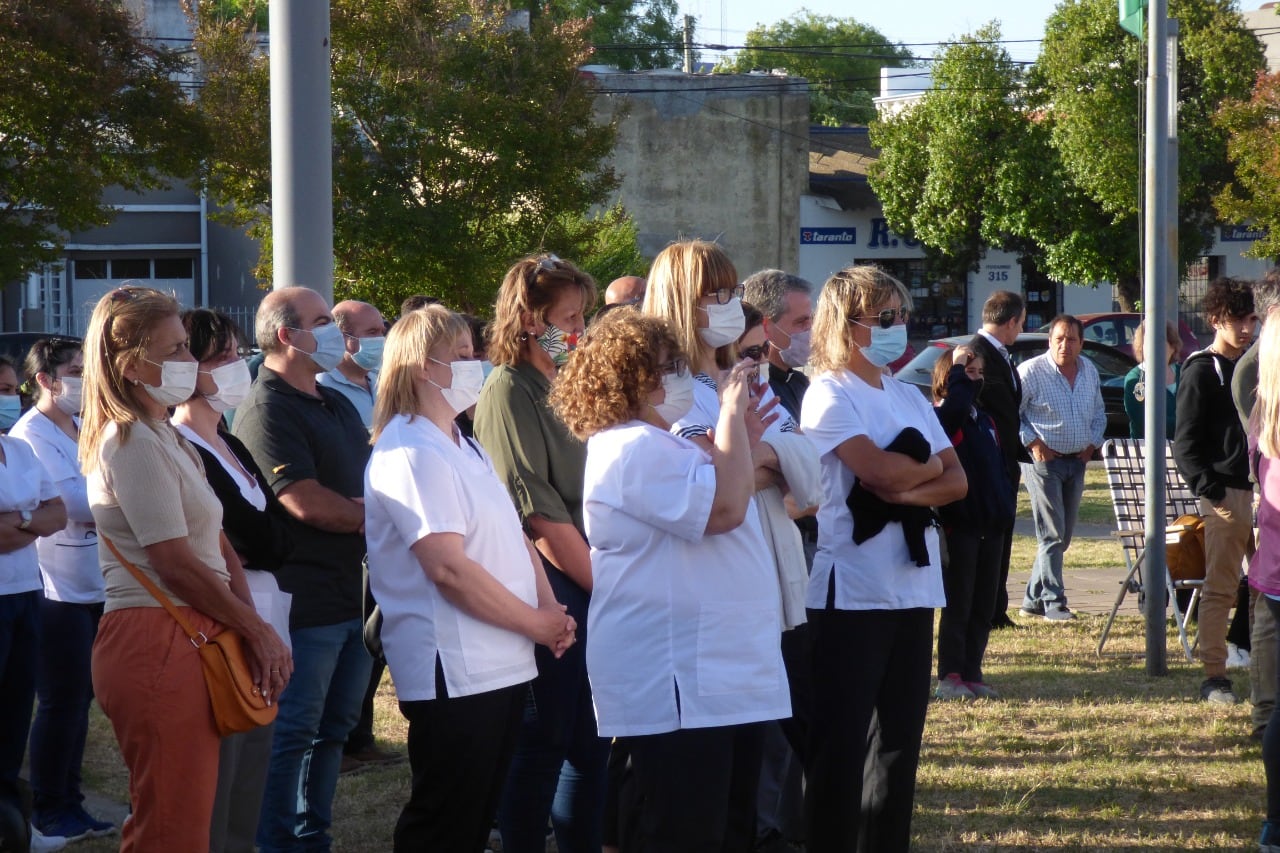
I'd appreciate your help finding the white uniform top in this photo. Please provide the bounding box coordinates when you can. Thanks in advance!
[0,436,58,597]
[364,413,538,701]
[584,421,790,737]
[799,370,949,611]
[9,410,102,603]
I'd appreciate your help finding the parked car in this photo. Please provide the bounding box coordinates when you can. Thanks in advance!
[0,332,81,367]
[893,333,1138,439]
[1036,313,1199,362]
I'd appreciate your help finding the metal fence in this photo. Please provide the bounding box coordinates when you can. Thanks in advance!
[43,304,259,339]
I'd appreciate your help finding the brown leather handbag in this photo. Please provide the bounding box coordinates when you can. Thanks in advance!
[103,537,277,736]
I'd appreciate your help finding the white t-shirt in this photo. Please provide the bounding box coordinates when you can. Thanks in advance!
[0,436,59,596]
[9,410,103,603]
[799,370,950,611]
[584,421,790,736]
[364,413,538,701]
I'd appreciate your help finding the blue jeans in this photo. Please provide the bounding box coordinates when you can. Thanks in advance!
[257,618,373,853]
[497,566,610,853]
[30,598,101,818]
[0,591,39,812]
[1021,457,1087,611]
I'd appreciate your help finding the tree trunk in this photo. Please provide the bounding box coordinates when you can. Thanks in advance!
[1115,275,1140,312]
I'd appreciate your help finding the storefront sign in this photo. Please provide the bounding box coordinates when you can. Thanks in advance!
[1220,224,1268,242]
[800,227,856,245]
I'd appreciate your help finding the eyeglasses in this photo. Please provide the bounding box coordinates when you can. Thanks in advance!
[705,285,744,306]
[849,307,909,329]
[739,344,768,362]
[109,287,138,304]
[658,358,688,377]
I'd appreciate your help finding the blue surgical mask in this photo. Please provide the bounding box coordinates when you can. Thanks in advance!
[0,394,19,430]
[350,336,385,372]
[853,323,907,369]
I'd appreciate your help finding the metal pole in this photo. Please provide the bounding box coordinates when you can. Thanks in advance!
[269,0,334,300]
[1143,0,1170,675]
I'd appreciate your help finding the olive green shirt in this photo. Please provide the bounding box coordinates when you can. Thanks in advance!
[473,360,586,535]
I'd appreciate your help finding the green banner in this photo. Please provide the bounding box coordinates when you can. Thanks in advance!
[1119,0,1146,37]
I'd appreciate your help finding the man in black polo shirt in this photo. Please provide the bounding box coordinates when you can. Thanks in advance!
[233,286,373,852]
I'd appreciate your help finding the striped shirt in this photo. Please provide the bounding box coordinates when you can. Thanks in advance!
[672,373,797,440]
[1017,352,1106,454]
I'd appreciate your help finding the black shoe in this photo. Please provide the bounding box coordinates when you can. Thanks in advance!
[1018,603,1045,617]
[1200,676,1238,705]
[991,614,1019,630]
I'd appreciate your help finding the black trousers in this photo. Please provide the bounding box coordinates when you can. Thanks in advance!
[937,526,1003,682]
[619,722,766,852]
[805,607,933,853]
[393,664,524,853]
[992,467,1022,624]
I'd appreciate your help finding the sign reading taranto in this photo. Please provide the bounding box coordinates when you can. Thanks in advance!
[1220,225,1268,242]
[800,219,922,249]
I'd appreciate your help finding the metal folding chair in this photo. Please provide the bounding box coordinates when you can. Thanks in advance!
[1096,438,1204,659]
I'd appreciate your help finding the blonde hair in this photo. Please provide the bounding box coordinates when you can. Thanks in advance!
[370,305,471,444]
[79,286,181,473]
[642,239,739,372]
[1132,320,1180,365]
[487,254,597,368]
[810,265,912,374]
[1255,315,1280,458]
[549,308,684,440]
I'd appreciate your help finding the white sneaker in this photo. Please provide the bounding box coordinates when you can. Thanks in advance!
[1227,643,1251,669]
[30,824,68,852]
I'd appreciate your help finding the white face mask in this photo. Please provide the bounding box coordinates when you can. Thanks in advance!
[698,297,746,348]
[428,357,485,414]
[853,323,908,369]
[53,376,83,416]
[202,359,253,414]
[141,359,199,408]
[777,327,811,368]
[651,370,694,425]
[289,323,346,373]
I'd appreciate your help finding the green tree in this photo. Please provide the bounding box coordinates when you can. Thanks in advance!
[1214,71,1280,260]
[193,0,621,315]
[0,0,209,286]
[870,24,1027,281]
[722,12,914,126]
[531,0,683,71]
[868,0,1264,308]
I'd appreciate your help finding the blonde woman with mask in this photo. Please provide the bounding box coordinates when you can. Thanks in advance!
[80,286,291,851]
[365,305,574,852]
[799,265,966,852]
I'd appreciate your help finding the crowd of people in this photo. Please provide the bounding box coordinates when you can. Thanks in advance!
[0,245,1277,852]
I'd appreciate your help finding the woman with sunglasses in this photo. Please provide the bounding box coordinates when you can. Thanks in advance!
[79,286,292,851]
[800,265,966,852]
[549,308,789,851]
[8,339,114,842]
[473,254,609,853]
[170,309,294,853]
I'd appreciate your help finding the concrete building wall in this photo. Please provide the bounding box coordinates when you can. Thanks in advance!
[593,71,810,277]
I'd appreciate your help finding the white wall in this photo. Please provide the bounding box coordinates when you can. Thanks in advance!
[797,194,925,286]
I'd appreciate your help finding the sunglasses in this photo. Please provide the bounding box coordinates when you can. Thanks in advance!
[658,357,688,377]
[739,344,768,362]
[526,254,564,286]
[705,285,744,306]
[849,307,909,329]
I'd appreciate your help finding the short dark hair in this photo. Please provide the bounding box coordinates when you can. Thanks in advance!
[1202,277,1254,323]
[982,290,1025,327]
[23,338,81,386]
[183,309,245,362]
[400,294,441,316]
[741,301,764,335]
[1046,313,1083,340]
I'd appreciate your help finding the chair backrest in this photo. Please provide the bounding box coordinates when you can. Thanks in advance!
[1101,438,1201,567]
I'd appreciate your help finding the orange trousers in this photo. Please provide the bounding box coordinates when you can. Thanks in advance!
[92,607,222,853]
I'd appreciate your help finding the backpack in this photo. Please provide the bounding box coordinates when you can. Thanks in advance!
[1165,514,1206,582]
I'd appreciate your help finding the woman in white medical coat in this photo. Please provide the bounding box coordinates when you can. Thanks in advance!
[363,305,576,853]
[549,309,790,852]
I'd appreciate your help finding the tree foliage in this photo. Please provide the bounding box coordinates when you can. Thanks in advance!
[1214,71,1280,260]
[531,0,682,71]
[721,12,913,126]
[0,0,209,286]
[869,0,1264,309]
[194,0,622,315]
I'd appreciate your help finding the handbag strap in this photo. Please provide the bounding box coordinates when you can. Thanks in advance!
[101,536,208,647]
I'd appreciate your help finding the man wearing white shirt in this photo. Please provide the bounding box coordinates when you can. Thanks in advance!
[317,300,384,431]
[1017,314,1106,622]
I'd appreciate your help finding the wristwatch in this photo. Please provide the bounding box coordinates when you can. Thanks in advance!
[17,510,32,531]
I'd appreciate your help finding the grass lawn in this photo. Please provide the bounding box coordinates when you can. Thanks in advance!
[1017,462,1114,527]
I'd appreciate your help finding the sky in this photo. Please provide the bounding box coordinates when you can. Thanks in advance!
[679,0,1275,66]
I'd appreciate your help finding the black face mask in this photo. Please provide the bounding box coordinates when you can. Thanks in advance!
[972,377,986,406]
